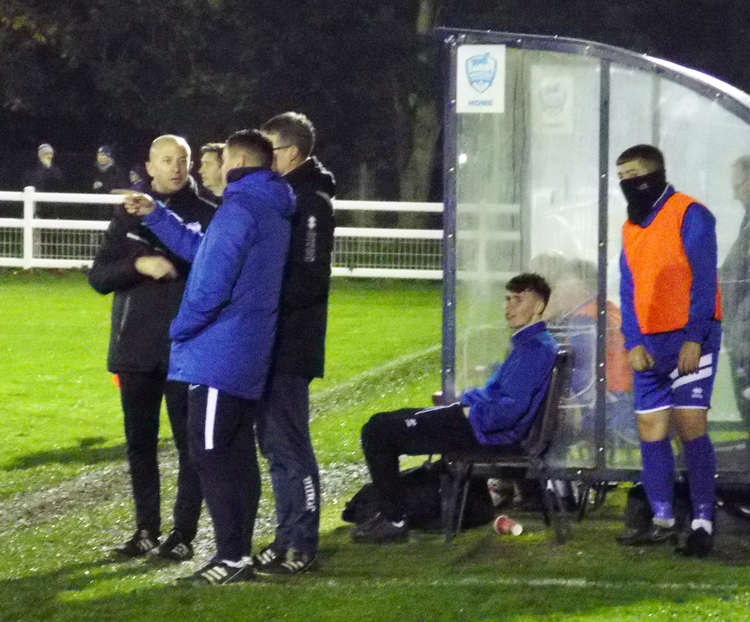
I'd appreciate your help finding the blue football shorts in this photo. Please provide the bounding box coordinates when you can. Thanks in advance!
[633,321,722,413]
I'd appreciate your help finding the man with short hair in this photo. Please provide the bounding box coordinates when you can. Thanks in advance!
[89,135,214,562]
[352,273,558,543]
[615,144,722,557]
[198,142,226,205]
[123,129,295,584]
[251,112,336,574]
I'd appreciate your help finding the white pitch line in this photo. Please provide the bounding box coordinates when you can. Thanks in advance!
[246,576,743,593]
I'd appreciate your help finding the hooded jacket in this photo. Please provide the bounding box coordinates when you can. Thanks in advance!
[88,179,214,373]
[273,156,336,379]
[143,167,296,399]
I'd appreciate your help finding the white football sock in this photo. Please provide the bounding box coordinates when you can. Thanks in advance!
[691,518,712,534]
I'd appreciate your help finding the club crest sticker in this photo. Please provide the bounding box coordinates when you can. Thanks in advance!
[530,66,574,134]
[466,53,497,93]
[457,45,505,114]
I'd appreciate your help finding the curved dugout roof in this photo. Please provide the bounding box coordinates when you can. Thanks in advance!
[436,27,750,123]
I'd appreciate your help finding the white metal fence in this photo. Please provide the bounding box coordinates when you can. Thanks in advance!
[0,187,443,278]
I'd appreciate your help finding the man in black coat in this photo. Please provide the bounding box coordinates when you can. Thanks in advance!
[23,143,65,219]
[23,143,65,192]
[197,142,226,206]
[88,135,214,561]
[253,112,335,574]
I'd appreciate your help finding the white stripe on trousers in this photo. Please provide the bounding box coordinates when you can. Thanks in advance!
[205,387,218,450]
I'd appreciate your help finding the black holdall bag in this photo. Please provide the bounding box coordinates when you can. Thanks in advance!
[342,459,494,530]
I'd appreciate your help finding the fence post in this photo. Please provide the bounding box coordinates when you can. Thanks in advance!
[22,186,36,269]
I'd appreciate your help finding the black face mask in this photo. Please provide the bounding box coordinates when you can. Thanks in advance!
[620,169,667,225]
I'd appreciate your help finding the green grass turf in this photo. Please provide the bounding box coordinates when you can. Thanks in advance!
[3,270,750,622]
[0,271,441,497]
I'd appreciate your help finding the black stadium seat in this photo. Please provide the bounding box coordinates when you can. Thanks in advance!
[440,347,572,543]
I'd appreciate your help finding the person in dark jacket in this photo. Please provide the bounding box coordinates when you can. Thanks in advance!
[23,143,65,192]
[123,129,296,584]
[250,112,336,575]
[88,134,214,561]
[23,143,65,219]
[197,142,226,206]
[91,145,128,195]
[352,274,558,543]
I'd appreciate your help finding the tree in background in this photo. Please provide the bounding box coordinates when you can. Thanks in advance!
[0,0,438,199]
[2,1,750,198]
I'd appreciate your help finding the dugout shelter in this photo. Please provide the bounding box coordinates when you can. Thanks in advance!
[438,28,750,485]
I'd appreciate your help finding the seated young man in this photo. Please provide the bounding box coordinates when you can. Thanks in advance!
[353,273,559,543]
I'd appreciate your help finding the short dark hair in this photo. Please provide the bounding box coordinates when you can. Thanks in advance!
[200,142,225,163]
[616,144,665,171]
[225,130,273,169]
[506,273,551,306]
[260,112,316,158]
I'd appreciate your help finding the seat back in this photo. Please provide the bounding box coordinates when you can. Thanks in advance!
[520,347,571,459]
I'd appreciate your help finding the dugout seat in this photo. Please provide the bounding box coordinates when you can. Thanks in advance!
[440,346,572,543]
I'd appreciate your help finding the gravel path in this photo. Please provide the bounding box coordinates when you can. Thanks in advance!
[0,444,369,549]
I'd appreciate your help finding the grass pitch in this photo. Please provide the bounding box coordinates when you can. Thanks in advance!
[2,270,750,622]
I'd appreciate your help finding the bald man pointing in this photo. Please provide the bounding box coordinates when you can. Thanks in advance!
[89,135,215,561]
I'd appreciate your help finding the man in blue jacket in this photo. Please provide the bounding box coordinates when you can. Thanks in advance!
[353,273,558,543]
[122,129,295,583]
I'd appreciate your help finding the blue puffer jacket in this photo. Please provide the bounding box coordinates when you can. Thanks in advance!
[143,167,295,399]
[460,321,558,445]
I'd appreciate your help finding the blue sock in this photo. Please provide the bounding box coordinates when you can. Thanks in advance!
[683,434,716,522]
[640,439,675,521]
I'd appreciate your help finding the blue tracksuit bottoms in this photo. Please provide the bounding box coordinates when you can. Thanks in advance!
[257,373,320,555]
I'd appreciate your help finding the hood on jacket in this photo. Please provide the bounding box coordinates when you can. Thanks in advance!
[225,167,296,220]
[286,156,336,198]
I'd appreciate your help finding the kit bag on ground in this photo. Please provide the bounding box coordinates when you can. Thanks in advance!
[342,459,494,530]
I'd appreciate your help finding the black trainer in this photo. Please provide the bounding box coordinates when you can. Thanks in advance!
[178,560,255,585]
[675,527,713,557]
[351,513,408,543]
[255,549,315,575]
[616,523,678,546]
[114,529,160,557]
[157,529,194,562]
[252,543,285,569]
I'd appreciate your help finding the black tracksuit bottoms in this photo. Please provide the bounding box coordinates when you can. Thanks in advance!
[118,370,202,539]
[187,384,260,562]
[360,403,486,521]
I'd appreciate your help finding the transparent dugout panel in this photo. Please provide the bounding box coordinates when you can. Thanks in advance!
[450,34,750,475]
[455,48,601,469]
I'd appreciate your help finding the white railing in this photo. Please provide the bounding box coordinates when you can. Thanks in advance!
[0,188,444,278]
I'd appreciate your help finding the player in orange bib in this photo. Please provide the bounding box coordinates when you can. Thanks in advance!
[615,145,721,557]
